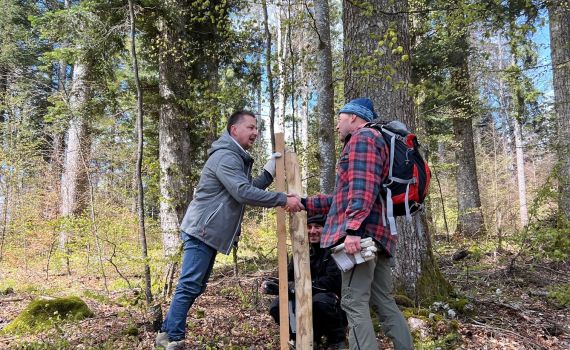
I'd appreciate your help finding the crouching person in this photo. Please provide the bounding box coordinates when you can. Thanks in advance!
[262,214,347,349]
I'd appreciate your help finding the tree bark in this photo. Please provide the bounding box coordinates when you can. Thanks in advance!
[343,0,450,303]
[449,31,485,237]
[548,1,570,223]
[262,0,276,151]
[60,59,91,252]
[314,0,336,194]
[157,13,193,295]
[128,0,153,306]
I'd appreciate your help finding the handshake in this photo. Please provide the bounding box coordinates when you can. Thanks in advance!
[283,193,304,213]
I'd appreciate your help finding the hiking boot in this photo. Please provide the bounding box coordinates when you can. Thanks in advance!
[155,332,185,349]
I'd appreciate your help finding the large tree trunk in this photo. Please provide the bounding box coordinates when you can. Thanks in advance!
[549,2,570,223]
[343,0,450,303]
[157,15,193,296]
[314,0,336,194]
[60,60,91,262]
[449,32,485,237]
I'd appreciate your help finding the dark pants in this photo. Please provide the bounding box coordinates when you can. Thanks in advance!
[269,292,347,344]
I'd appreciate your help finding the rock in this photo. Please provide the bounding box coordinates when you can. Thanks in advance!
[452,249,469,261]
[2,296,93,335]
[408,317,429,338]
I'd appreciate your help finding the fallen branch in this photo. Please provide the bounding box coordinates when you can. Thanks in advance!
[0,297,24,302]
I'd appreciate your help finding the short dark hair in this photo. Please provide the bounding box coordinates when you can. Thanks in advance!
[227,110,256,133]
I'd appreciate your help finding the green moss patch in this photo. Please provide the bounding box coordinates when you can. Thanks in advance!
[2,296,93,335]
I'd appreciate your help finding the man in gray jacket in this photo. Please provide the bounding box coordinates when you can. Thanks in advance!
[156,111,303,349]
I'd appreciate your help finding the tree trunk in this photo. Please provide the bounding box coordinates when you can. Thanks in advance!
[128,0,153,306]
[343,0,450,303]
[513,116,528,227]
[548,2,570,223]
[276,3,288,134]
[157,15,193,296]
[450,31,485,237]
[60,59,91,268]
[314,0,336,194]
[262,0,276,151]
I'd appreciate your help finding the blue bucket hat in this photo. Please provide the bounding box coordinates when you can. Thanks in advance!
[338,98,377,122]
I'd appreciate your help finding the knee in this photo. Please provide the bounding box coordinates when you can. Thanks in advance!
[174,279,204,297]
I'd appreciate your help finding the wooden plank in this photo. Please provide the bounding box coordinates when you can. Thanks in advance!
[285,151,313,349]
[274,133,289,350]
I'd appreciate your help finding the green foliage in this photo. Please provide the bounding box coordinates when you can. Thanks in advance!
[528,226,570,261]
[548,284,570,308]
[2,296,93,335]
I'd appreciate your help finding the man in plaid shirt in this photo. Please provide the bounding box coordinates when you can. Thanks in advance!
[303,98,412,350]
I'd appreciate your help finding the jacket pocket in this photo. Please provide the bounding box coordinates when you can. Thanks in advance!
[204,202,224,226]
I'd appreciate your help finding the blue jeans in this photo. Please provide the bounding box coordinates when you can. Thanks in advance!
[161,235,217,340]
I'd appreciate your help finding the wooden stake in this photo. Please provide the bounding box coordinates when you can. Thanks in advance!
[286,151,313,349]
[274,133,289,350]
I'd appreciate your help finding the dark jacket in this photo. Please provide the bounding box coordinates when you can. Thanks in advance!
[180,131,287,254]
[288,243,341,297]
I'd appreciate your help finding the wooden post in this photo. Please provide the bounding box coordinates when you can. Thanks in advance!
[274,133,289,350]
[286,151,313,349]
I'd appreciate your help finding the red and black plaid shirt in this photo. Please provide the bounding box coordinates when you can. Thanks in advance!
[306,125,397,256]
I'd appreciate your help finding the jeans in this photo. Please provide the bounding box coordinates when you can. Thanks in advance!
[161,235,217,341]
[341,252,412,350]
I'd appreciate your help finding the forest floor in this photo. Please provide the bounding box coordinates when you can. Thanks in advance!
[0,245,569,350]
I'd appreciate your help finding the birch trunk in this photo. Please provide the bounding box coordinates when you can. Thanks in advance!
[548,2,570,223]
[314,0,336,194]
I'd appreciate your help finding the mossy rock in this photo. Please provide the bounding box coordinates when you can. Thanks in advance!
[2,296,93,335]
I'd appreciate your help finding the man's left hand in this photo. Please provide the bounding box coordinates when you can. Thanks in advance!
[263,152,281,178]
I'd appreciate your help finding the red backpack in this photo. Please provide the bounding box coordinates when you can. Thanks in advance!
[366,121,431,235]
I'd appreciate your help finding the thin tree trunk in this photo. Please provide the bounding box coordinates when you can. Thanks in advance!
[262,0,276,151]
[314,0,336,194]
[277,3,288,134]
[513,117,528,227]
[128,0,153,305]
[548,2,570,223]
[343,0,450,303]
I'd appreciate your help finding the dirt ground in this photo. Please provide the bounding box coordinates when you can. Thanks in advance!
[0,249,568,349]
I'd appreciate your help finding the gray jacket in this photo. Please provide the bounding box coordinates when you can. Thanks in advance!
[180,131,287,254]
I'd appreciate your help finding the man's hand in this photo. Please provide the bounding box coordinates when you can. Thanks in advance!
[343,234,362,254]
[263,152,281,178]
[283,193,304,212]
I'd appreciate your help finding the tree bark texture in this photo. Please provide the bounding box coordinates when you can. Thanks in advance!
[314,0,336,194]
[450,33,485,237]
[343,0,450,303]
[60,61,91,220]
[343,0,413,121]
[158,17,193,261]
[262,0,276,151]
[549,2,570,223]
[129,0,153,305]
